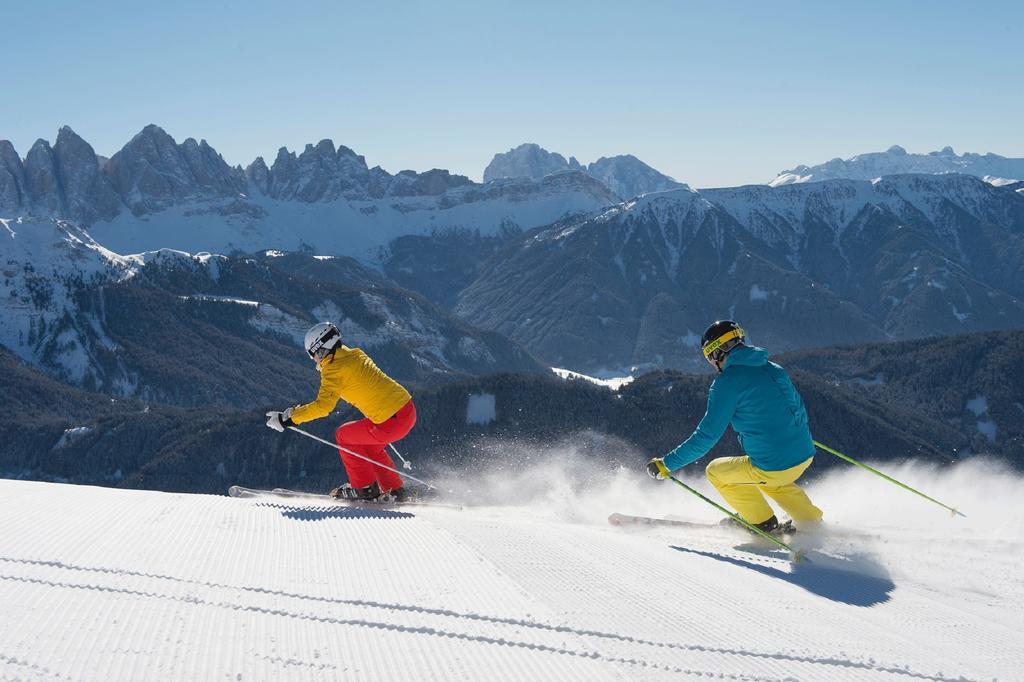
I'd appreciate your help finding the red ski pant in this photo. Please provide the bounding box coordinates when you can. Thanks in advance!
[334,399,416,492]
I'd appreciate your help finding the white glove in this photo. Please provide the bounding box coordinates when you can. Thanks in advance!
[265,407,294,432]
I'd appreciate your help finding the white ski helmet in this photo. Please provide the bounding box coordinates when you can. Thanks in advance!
[304,322,341,361]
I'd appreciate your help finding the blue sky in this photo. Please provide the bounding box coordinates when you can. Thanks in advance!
[2,0,1021,187]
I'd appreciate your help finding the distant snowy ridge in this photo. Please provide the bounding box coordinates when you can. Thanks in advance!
[770,145,1024,186]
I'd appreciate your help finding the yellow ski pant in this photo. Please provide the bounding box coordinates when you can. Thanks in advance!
[705,455,824,525]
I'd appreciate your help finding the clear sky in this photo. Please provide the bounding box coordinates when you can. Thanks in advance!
[2,0,1022,187]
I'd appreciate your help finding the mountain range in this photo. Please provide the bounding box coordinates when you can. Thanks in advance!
[0,126,619,258]
[770,145,1024,187]
[452,174,1024,373]
[3,126,1024,380]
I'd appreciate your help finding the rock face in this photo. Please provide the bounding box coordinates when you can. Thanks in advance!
[483,143,582,183]
[23,140,64,215]
[455,175,1024,373]
[53,127,122,224]
[0,140,28,209]
[770,145,1024,186]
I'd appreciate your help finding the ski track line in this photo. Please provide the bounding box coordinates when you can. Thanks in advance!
[0,486,624,681]
[0,553,909,680]
[435,510,989,682]
[0,571,732,680]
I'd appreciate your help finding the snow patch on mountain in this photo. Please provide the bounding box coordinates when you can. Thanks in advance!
[552,367,636,390]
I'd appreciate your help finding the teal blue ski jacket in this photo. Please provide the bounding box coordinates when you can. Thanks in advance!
[663,345,815,472]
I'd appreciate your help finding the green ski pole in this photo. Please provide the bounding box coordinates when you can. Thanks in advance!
[664,473,806,563]
[813,441,965,518]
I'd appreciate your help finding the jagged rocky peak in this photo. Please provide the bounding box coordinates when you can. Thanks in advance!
[263,138,373,202]
[106,124,244,215]
[245,156,270,194]
[586,154,686,200]
[483,143,582,182]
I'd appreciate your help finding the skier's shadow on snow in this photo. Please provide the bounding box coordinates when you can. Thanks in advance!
[256,502,414,522]
[670,545,894,607]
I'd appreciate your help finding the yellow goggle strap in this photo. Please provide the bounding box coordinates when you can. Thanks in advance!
[702,328,744,357]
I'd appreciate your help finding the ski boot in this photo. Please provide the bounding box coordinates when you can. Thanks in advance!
[330,481,381,501]
[378,487,409,503]
[721,514,796,536]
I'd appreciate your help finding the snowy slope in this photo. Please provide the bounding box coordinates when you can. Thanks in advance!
[1,459,1021,681]
[0,217,138,383]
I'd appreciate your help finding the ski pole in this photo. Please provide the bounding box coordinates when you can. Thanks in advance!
[389,443,413,470]
[664,473,805,562]
[287,426,436,490]
[813,441,965,518]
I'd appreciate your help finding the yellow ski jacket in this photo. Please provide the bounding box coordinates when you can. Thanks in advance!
[290,346,411,425]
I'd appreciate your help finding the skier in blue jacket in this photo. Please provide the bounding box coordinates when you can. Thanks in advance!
[647,320,823,532]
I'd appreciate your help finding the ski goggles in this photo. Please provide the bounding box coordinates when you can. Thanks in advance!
[702,328,744,357]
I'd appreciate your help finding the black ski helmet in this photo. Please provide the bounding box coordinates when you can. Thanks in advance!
[701,320,746,366]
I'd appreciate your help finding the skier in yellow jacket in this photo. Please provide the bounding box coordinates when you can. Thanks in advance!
[265,322,416,501]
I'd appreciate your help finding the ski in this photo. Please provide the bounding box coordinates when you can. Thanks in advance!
[608,512,797,536]
[228,485,462,510]
[608,512,720,530]
[609,512,880,542]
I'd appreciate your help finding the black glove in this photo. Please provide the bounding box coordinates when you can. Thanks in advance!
[646,457,669,480]
[265,408,295,432]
